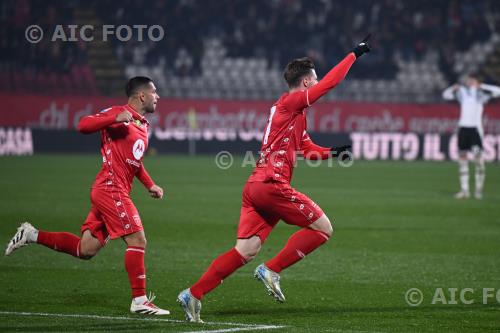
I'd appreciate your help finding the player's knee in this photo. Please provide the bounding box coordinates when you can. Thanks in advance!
[322,222,333,238]
[236,244,260,261]
[326,221,334,238]
[79,254,93,260]
[474,158,485,170]
[124,232,147,248]
[242,248,259,262]
[140,236,147,248]
[312,215,333,238]
[133,236,147,248]
[79,246,98,260]
[235,237,261,262]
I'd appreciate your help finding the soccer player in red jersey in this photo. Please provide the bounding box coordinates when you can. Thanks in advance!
[177,36,371,322]
[5,77,169,315]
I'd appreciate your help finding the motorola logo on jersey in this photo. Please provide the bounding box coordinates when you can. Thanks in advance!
[132,139,145,160]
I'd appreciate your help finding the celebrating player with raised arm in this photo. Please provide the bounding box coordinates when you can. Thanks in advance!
[177,36,371,322]
[443,75,500,199]
[5,77,170,315]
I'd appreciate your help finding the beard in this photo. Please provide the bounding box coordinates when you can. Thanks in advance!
[144,103,156,114]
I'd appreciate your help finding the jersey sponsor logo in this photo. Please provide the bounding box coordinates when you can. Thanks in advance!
[132,139,145,160]
[126,158,141,168]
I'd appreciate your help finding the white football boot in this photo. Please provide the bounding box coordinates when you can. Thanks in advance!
[454,190,470,199]
[130,293,170,315]
[254,264,286,303]
[177,289,203,323]
[5,222,37,256]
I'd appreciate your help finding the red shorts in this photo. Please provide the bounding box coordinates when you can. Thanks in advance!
[237,181,324,242]
[81,188,143,245]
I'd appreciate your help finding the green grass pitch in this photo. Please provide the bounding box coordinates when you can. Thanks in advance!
[0,154,499,332]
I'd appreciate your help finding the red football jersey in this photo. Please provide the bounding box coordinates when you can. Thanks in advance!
[248,53,356,184]
[77,104,154,193]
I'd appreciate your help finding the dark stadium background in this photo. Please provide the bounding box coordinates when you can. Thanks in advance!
[0,1,499,333]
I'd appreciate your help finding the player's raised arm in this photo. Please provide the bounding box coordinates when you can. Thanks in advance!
[77,109,133,134]
[442,84,459,101]
[283,35,371,110]
[136,163,163,199]
[480,83,500,98]
[306,35,371,105]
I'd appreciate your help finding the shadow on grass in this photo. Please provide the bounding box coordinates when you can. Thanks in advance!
[0,321,209,332]
[211,303,500,317]
[0,322,160,332]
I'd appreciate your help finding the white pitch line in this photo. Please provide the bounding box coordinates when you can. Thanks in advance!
[0,311,286,333]
[181,326,284,333]
[328,329,387,333]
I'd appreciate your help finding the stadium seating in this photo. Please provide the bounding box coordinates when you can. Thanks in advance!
[1,0,499,102]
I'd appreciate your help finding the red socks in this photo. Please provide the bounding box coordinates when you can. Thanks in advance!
[190,248,246,300]
[189,231,329,300]
[266,229,329,273]
[125,246,146,298]
[37,231,81,257]
[37,232,147,299]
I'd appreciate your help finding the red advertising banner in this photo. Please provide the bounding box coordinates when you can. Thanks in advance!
[2,127,500,161]
[2,94,500,135]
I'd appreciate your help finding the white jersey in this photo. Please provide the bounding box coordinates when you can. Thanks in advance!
[443,83,500,134]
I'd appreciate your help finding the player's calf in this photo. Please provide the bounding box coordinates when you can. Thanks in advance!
[261,215,332,301]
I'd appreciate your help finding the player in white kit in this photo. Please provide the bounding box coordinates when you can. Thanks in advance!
[442,75,500,199]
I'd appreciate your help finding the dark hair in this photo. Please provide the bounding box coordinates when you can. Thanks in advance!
[125,76,153,97]
[283,57,315,88]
